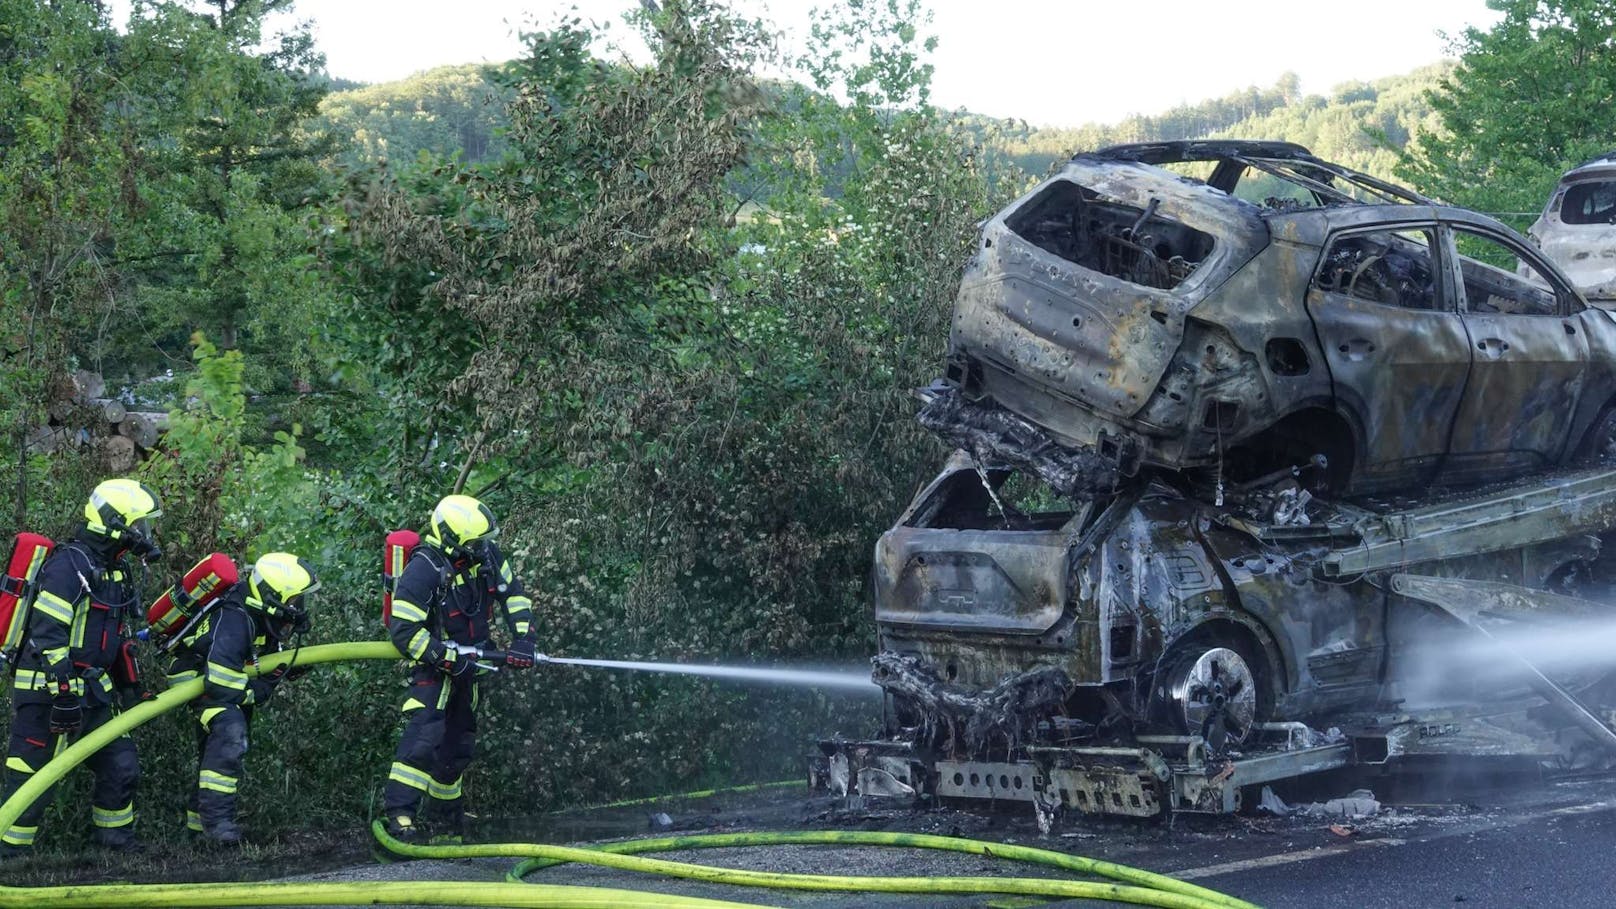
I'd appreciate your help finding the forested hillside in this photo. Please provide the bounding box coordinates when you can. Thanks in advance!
[321,61,1452,180]
[316,64,512,165]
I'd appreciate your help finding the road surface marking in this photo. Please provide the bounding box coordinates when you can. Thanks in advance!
[1177,797,1616,881]
[1176,839,1403,880]
[1548,799,1616,816]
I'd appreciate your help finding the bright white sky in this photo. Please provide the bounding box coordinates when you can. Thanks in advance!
[119,0,1504,126]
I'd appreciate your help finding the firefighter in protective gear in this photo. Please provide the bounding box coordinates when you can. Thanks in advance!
[0,478,161,857]
[382,495,539,843]
[166,552,317,846]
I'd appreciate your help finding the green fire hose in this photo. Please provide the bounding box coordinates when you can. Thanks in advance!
[0,642,402,840]
[0,640,1262,909]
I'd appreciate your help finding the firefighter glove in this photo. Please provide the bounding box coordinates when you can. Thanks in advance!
[439,650,477,677]
[49,692,83,736]
[506,638,539,669]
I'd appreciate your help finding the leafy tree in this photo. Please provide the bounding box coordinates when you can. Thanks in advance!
[1401,0,1616,222]
[0,0,130,527]
[112,0,334,380]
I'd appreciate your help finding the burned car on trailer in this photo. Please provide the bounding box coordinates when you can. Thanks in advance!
[819,142,1616,817]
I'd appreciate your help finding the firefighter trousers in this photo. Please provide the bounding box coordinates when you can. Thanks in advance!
[1,701,139,850]
[383,668,478,829]
[185,703,251,835]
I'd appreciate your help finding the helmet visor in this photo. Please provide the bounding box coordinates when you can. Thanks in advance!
[267,591,313,637]
[285,592,313,634]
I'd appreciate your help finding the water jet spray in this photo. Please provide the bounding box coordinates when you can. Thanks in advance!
[451,643,879,692]
[536,655,881,692]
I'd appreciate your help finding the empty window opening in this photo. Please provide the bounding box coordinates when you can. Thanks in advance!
[1452,227,1559,316]
[906,467,1076,531]
[1560,181,1616,225]
[1314,227,1440,311]
[1005,180,1215,291]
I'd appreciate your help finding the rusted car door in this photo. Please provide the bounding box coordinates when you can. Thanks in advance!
[1439,223,1589,480]
[1304,224,1472,490]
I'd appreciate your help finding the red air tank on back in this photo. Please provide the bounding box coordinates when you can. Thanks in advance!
[383,529,420,628]
[146,552,238,649]
[1,532,55,662]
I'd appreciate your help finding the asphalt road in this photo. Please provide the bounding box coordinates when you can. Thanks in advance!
[1184,791,1616,908]
[496,775,1616,908]
[11,771,1615,908]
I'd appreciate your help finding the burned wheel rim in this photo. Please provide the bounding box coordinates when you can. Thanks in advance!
[1166,647,1257,752]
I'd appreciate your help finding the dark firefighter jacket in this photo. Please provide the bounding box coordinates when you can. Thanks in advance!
[13,530,137,706]
[387,540,534,666]
[166,586,282,707]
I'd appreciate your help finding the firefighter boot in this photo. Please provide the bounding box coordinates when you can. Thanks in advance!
[203,818,243,847]
[93,824,138,852]
[383,814,419,843]
[424,799,465,846]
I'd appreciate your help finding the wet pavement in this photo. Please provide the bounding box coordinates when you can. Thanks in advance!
[280,772,1616,908]
[7,772,1615,907]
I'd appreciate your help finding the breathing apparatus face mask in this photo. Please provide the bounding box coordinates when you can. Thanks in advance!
[446,534,496,568]
[264,593,312,642]
[123,517,162,561]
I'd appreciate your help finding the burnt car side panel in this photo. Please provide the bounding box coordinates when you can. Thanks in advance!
[1180,236,1333,405]
[1087,499,1226,685]
[1444,308,1586,475]
[1440,224,1590,477]
[1092,494,1386,715]
[1305,280,1472,489]
[1567,306,1616,453]
[951,159,1269,436]
[1198,521,1386,718]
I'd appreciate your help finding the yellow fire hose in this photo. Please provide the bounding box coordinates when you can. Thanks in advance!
[501,830,1261,909]
[0,640,1262,909]
[375,824,1257,909]
[0,642,762,908]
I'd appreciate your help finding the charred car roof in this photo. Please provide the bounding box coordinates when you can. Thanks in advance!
[1081,140,1436,210]
[1572,149,1616,170]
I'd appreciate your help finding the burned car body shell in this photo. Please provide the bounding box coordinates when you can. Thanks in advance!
[940,142,1616,497]
[874,457,1322,721]
[864,453,1616,818]
[1529,153,1616,301]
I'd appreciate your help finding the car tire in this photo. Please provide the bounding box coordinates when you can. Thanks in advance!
[1577,405,1616,464]
[1152,636,1270,753]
